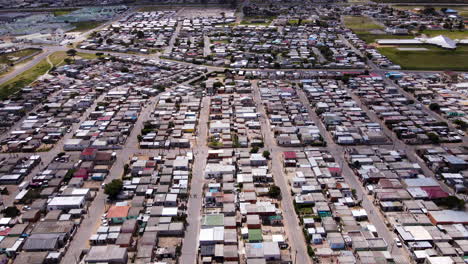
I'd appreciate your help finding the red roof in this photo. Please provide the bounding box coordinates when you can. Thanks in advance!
[284,152,297,159]
[421,186,449,199]
[81,148,97,156]
[0,228,11,236]
[107,205,130,218]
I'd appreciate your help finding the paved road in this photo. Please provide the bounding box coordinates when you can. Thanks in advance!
[295,88,410,263]
[251,80,312,264]
[179,96,210,264]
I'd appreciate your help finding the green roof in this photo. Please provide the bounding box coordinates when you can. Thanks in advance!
[248,229,263,242]
[202,214,224,226]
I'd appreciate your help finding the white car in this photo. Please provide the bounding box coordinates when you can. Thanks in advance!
[395,238,402,247]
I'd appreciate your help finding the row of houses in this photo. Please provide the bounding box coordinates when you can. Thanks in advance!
[349,75,462,144]
[283,149,396,263]
[207,78,264,149]
[302,78,387,145]
[81,11,177,54]
[0,151,108,263]
[396,73,468,130]
[140,86,201,149]
[416,146,468,194]
[345,147,468,263]
[84,152,193,263]
[259,80,324,147]
[200,148,292,264]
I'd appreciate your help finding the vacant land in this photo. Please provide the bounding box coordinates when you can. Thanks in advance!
[343,16,384,32]
[0,51,99,99]
[378,45,468,71]
[53,8,78,16]
[421,30,468,40]
[359,33,414,44]
[68,21,106,32]
[0,58,50,99]
[0,48,41,65]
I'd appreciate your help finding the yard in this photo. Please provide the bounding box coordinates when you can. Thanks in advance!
[343,16,384,33]
[378,45,468,71]
[68,21,106,32]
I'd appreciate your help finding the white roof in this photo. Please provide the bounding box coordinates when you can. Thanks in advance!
[48,196,85,206]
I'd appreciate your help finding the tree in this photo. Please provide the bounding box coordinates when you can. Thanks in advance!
[64,58,73,65]
[2,206,20,217]
[268,185,281,199]
[137,30,145,39]
[436,195,465,210]
[427,132,440,144]
[458,21,465,31]
[66,49,77,61]
[106,38,113,45]
[454,119,467,130]
[429,103,440,112]
[104,179,123,199]
[262,150,270,159]
[95,52,104,57]
[250,146,259,153]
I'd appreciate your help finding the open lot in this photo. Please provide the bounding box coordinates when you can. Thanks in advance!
[359,33,414,44]
[0,48,41,65]
[0,57,50,99]
[421,30,468,40]
[0,51,98,99]
[378,45,468,71]
[68,21,106,32]
[343,16,384,32]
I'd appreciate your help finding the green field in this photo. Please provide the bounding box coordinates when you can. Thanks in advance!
[68,21,106,32]
[421,30,468,40]
[343,16,384,33]
[0,59,50,99]
[53,8,78,16]
[0,48,41,65]
[358,33,414,44]
[378,45,468,71]
[0,51,99,99]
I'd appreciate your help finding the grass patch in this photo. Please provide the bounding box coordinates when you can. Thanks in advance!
[378,45,468,71]
[212,39,230,44]
[0,59,51,99]
[0,51,99,99]
[53,8,77,16]
[344,16,384,33]
[241,15,275,26]
[0,48,41,65]
[68,21,106,32]
[421,30,468,40]
[358,33,414,44]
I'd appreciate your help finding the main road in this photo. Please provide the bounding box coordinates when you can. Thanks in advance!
[179,96,210,264]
